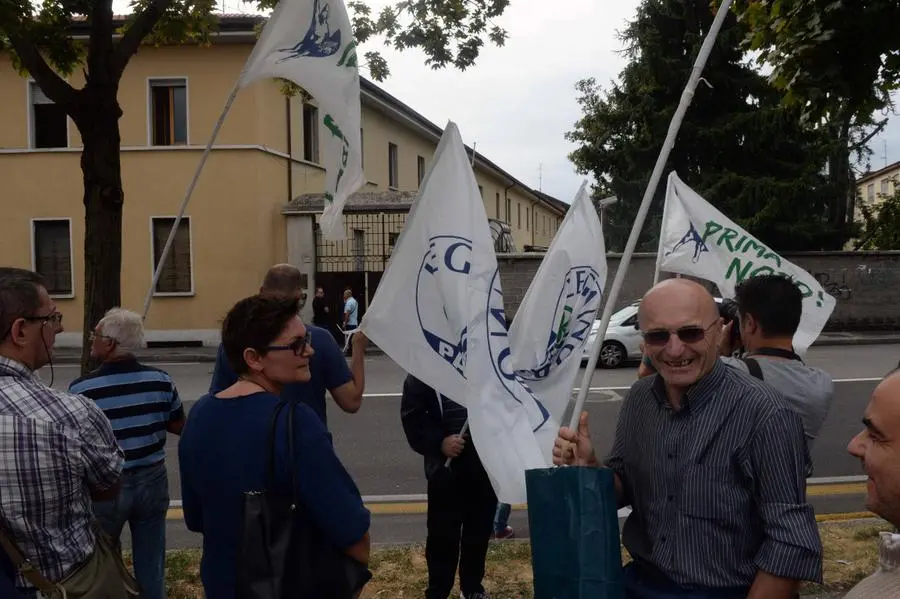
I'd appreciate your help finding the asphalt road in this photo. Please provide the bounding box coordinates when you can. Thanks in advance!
[38,343,899,547]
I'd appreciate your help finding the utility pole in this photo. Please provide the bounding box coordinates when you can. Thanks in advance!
[538,163,543,192]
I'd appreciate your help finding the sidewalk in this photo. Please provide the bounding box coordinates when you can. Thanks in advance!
[49,330,900,364]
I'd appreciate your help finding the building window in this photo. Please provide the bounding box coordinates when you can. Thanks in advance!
[495,192,500,219]
[517,203,522,229]
[526,207,531,231]
[867,183,875,202]
[29,82,67,149]
[388,143,398,188]
[303,103,319,163]
[360,128,364,169]
[151,217,193,294]
[32,219,73,296]
[882,179,890,196]
[149,78,187,146]
[505,198,511,222]
[417,156,426,186]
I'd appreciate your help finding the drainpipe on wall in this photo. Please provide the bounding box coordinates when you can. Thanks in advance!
[502,182,515,249]
[286,97,293,203]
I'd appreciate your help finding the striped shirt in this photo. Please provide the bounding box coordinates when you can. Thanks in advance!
[0,357,122,587]
[606,359,823,589]
[69,358,184,470]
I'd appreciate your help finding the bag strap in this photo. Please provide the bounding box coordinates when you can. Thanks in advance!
[741,357,764,381]
[265,400,299,507]
[0,525,59,595]
[750,347,803,362]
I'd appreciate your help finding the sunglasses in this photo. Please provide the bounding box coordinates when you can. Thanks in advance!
[25,312,63,327]
[641,321,718,347]
[267,332,312,356]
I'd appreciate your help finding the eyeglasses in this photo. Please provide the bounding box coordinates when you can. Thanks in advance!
[89,332,115,342]
[267,332,312,356]
[641,321,718,347]
[24,312,63,328]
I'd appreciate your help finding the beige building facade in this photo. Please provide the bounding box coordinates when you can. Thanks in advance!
[857,160,900,218]
[0,15,566,347]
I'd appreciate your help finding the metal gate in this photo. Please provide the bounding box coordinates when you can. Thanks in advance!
[313,211,408,325]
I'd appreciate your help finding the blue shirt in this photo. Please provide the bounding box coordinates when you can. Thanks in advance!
[344,297,359,327]
[69,358,183,470]
[209,324,351,427]
[178,392,370,599]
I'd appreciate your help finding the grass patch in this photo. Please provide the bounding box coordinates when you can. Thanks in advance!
[162,519,895,598]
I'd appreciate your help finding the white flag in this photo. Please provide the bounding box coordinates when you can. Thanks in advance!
[657,172,836,353]
[508,181,607,456]
[239,0,363,240]
[361,122,552,504]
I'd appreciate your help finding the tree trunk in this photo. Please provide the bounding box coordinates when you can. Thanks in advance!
[73,89,124,374]
[826,111,854,249]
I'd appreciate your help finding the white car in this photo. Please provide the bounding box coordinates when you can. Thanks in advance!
[582,296,730,368]
[581,302,643,368]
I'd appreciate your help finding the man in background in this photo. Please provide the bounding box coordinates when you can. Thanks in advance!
[69,308,184,599]
[210,264,367,427]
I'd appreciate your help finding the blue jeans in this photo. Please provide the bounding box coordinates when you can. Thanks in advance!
[493,502,511,533]
[623,562,750,599]
[93,461,170,599]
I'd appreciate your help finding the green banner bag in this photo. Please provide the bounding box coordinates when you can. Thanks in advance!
[525,466,624,599]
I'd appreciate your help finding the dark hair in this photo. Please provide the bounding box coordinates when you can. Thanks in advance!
[735,274,802,338]
[221,294,300,375]
[0,268,46,341]
[261,265,303,296]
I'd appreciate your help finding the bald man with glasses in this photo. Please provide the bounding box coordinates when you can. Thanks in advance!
[553,279,822,599]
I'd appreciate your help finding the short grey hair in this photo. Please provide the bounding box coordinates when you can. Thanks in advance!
[97,308,145,349]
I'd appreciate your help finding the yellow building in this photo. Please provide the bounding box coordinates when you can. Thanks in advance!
[0,15,566,347]
[857,160,900,218]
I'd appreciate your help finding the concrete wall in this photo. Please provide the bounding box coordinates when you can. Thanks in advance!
[497,251,900,331]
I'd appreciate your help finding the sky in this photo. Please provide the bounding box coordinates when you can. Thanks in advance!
[118,0,900,203]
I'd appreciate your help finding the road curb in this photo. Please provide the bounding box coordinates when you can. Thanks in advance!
[812,335,900,347]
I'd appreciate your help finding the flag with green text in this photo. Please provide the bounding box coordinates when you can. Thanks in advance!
[238,0,363,240]
[656,171,836,354]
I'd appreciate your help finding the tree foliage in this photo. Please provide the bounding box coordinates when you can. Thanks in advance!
[0,0,513,372]
[732,0,900,242]
[567,0,838,253]
[856,187,900,250]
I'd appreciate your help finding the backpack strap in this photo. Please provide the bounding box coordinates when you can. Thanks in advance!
[0,525,58,595]
[742,357,764,381]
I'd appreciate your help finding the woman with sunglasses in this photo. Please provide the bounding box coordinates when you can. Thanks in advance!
[178,294,371,598]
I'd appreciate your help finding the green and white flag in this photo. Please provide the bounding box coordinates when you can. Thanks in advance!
[657,171,836,354]
[239,0,363,240]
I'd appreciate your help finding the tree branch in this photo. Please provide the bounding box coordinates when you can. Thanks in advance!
[112,0,174,77]
[6,30,77,108]
[850,119,889,152]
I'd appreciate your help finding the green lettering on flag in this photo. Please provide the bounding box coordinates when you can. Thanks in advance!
[702,221,723,243]
[338,40,358,68]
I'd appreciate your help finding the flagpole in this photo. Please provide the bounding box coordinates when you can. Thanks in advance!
[653,174,675,285]
[567,0,734,430]
[445,420,469,468]
[142,79,243,320]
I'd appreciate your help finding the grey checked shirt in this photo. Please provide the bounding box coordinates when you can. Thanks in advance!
[0,357,123,587]
[606,359,823,589]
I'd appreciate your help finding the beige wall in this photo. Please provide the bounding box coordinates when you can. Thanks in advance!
[857,165,900,220]
[0,38,565,345]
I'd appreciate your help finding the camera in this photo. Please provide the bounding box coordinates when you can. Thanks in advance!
[718,298,742,354]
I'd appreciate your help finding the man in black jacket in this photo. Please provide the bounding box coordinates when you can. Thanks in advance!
[400,374,495,599]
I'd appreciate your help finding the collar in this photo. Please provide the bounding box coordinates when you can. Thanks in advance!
[651,358,728,412]
[0,356,36,379]
[96,356,140,374]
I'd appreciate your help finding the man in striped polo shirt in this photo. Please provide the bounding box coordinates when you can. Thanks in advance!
[69,308,185,599]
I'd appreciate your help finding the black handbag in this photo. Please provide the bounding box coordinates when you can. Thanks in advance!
[235,399,372,599]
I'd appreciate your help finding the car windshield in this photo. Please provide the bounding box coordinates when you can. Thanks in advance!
[612,304,639,325]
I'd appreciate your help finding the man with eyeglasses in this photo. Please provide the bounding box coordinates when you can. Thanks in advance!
[0,268,125,597]
[210,264,367,427]
[553,278,822,599]
[69,308,185,599]
[638,275,835,452]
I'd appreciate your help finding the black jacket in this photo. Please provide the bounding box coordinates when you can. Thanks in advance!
[400,375,479,480]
